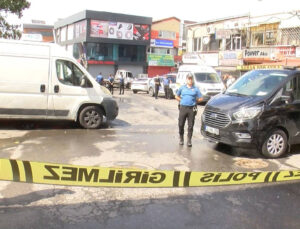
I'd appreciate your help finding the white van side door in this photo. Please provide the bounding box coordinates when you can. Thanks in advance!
[48,58,97,120]
[0,44,49,118]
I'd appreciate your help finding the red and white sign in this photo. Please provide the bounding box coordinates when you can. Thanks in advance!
[276,46,296,57]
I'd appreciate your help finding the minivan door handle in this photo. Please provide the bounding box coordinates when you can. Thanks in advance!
[54,85,59,93]
[40,84,46,93]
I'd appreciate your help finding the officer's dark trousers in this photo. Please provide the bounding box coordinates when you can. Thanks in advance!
[109,84,114,94]
[178,106,196,139]
[119,84,124,94]
[164,85,169,99]
[155,85,159,99]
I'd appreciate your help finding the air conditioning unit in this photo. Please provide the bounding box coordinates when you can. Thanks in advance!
[207,26,215,34]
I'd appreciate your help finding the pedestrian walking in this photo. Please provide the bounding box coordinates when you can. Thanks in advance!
[96,72,104,85]
[163,76,170,99]
[154,76,160,99]
[175,74,203,147]
[119,74,125,95]
[108,74,114,94]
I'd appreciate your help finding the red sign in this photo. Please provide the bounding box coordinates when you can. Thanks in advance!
[276,46,296,57]
[87,60,115,65]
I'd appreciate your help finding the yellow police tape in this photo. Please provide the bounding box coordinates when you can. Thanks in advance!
[0,158,300,187]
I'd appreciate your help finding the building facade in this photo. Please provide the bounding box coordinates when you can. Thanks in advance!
[147,17,181,77]
[54,10,152,78]
[185,11,300,77]
[22,23,54,42]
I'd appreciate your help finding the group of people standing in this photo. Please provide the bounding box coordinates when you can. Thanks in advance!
[96,72,125,95]
[153,75,172,100]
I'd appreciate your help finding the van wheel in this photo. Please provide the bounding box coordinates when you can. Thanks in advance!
[261,129,287,158]
[149,88,154,97]
[133,90,138,94]
[79,106,103,129]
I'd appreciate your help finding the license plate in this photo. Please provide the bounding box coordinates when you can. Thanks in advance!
[205,125,219,135]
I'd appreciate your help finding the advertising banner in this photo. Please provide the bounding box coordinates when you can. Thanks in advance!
[74,20,87,39]
[133,25,150,40]
[219,51,243,66]
[90,20,108,38]
[108,22,118,39]
[90,20,134,40]
[116,22,133,40]
[148,54,175,66]
[151,39,173,48]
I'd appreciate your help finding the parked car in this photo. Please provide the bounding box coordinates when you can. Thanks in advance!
[201,68,300,158]
[131,76,150,94]
[148,74,176,98]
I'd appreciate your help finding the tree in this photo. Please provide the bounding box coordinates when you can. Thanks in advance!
[0,0,30,39]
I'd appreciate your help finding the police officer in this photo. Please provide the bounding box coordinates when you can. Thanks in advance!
[175,74,203,147]
[108,74,114,95]
[163,76,170,99]
[154,76,161,99]
[119,74,125,95]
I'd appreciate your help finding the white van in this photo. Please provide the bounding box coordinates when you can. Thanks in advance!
[115,69,134,88]
[0,39,118,129]
[176,65,225,101]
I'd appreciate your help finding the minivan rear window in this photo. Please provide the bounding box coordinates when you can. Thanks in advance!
[226,70,288,97]
[194,73,221,83]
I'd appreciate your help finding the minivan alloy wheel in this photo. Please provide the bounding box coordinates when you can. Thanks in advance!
[262,129,287,158]
[267,134,284,155]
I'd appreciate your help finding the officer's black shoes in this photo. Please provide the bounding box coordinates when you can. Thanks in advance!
[179,135,184,145]
[187,138,192,147]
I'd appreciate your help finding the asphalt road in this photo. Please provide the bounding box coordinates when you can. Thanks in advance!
[0,90,300,229]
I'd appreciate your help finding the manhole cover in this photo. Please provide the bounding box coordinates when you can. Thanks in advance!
[234,159,268,169]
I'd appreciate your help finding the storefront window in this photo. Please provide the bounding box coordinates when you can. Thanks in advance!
[86,43,113,61]
[251,32,264,46]
[118,44,145,62]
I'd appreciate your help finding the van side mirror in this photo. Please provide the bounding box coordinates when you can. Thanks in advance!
[280,95,291,104]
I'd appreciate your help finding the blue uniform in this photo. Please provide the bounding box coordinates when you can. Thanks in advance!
[96,74,103,84]
[177,85,202,106]
[163,78,170,86]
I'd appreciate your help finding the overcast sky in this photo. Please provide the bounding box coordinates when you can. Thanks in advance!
[11,0,300,25]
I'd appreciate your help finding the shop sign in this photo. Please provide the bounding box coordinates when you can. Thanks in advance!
[237,65,283,71]
[219,51,243,66]
[243,48,271,59]
[215,29,231,40]
[297,47,300,58]
[182,52,205,64]
[276,46,296,57]
[148,54,175,66]
[150,39,173,48]
[182,52,218,66]
[199,53,219,67]
[87,60,115,65]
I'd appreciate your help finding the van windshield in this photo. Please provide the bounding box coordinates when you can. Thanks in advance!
[194,73,221,83]
[226,70,288,97]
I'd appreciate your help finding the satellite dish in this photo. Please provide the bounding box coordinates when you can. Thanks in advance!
[203,37,210,45]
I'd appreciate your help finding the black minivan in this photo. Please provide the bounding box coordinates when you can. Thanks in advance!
[201,68,300,158]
